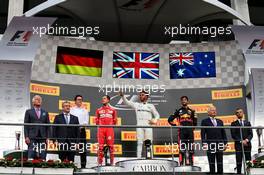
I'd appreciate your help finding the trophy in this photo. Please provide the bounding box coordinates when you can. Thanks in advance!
[15,131,21,150]
[256,128,264,153]
[103,146,110,166]
[144,139,152,159]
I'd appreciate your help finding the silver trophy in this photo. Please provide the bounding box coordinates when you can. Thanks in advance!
[15,131,21,150]
[144,139,152,159]
[253,128,264,161]
[257,128,264,153]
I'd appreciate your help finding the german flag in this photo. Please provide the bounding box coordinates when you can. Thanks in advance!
[56,46,103,77]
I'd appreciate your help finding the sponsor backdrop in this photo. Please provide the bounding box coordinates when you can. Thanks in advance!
[232,27,264,169]
[232,26,264,125]
[30,81,246,157]
[250,68,264,127]
[0,61,31,157]
[0,17,56,157]
[28,35,247,172]
[31,80,246,158]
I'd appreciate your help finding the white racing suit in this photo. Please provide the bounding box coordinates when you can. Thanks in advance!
[122,96,160,158]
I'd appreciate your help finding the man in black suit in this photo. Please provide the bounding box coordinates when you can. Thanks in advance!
[53,101,80,162]
[24,95,50,160]
[201,106,227,174]
[231,108,253,174]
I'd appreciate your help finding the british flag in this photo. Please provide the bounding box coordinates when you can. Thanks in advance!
[169,53,194,66]
[113,52,159,79]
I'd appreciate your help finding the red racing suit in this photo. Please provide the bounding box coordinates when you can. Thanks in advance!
[96,105,117,165]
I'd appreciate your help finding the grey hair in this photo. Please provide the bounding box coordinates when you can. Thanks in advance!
[32,95,42,103]
[207,105,216,112]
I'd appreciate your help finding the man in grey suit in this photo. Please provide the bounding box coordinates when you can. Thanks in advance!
[201,106,227,174]
[24,95,50,160]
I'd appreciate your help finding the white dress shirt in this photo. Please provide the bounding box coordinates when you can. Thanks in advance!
[63,113,70,124]
[210,117,217,126]
[70,106,89,125]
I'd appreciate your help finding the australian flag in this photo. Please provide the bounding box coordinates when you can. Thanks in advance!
[113,52,159,79]
[170,52,216,79]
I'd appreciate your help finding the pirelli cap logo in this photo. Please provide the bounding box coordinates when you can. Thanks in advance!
[30,83,60,96]
[212,88,243,100]
[90,116,122,126]
[121,131,137,141]
[59,100,90,112]
[189,104,214,114]
[90,144,122,155]
[153,145,179,155]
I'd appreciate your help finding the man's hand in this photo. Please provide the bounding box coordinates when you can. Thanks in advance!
[149,119,157,125]
[242,140,248,146]
[119,91,124,97]
[25,137,30,145]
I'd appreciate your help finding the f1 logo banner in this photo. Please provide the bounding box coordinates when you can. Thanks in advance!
[0,16,56,62]
[247,39,264,54]
[231,26,264,68]
[231,26,264,55]
[8,31,33,46]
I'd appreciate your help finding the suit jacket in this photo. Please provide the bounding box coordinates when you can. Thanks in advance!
[24,108,50,139]
[201,117,227,146]
[231,120,253,147]
[53,113,80,143]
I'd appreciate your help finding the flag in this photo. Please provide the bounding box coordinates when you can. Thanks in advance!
[170,52,216,79]
[56,46,103,77]
[113,52,159,79]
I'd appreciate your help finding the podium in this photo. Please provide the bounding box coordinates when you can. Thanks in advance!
[174,165,201,172]
[80,159,201,175]
[88,158,202,173]
[116,159,178,172]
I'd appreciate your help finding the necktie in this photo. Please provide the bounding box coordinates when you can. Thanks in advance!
[36,108,40,119]
[212,118,217,126]
[65,114,69,124]
[240,120,243,126]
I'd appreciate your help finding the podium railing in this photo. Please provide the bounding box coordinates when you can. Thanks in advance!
[0,122,263,174]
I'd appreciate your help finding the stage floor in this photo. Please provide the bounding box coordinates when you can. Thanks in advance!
[75,172,237,175]
[0,173,239,175]
[0,171,239,175]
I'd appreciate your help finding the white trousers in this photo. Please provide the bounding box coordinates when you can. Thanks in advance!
[136,127,153,158]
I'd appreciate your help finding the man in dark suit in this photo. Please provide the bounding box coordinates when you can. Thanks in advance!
[24,95,50,160]
[231,108,253,174]
[53,101,80,162]
[201,106,227,174]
